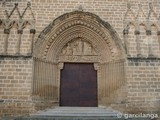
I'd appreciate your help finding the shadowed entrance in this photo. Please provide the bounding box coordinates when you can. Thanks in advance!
[33,11,125,108]
[60,63,97,107]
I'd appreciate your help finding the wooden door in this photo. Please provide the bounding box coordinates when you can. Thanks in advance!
[60,63,97,107]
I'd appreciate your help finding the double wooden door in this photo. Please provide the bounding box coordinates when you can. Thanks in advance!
[60,63,97,107]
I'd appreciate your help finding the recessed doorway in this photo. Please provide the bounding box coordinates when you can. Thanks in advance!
[60,63,97,107]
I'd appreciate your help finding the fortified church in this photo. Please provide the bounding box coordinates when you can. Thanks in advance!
[0,0,160,118]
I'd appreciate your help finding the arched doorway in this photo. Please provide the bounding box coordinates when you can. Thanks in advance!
[32,11,125,108]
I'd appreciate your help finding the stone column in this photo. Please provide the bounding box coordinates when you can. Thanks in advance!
[135,30,141,57]
[16,29,23,55]
[3,29,10,55]
[2,20,14,55]
[157,31,160,51]
[29,29,36,55]
[16,19,28,55]
[146,30,153,57]
[57,63,64,105]
[123,28,129,56]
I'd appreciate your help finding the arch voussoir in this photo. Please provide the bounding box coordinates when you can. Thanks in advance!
[32,11,126,108]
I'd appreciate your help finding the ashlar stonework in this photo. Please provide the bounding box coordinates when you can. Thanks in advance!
[0,0,160,117]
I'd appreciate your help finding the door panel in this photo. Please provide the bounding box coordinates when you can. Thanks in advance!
[79,64,97,107]
[60,64,79,106]
[60,63,97,107]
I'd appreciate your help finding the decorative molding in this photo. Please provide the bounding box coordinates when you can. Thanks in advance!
[0,1,36,56]
[157,31,160,36]
[78,5,83,11]
[17,29,23,34]
[94,63,100,70]
[4,29,10,34]
[123,2,160,58]
[30,29,36,34]
[147,3,158,20]
[135,4,146,21]
[58,56,100,63]
[58,63,64,70]
[135,30,140,35]
[123,29,129,35]
[34,11,125,62]
[42,20,113,59]
[124,2,136,20]
[0,54,32,59]
[0,19,2,25]
[60,38,98,56]
[32,11,126,108]
[4,2,35,20]
[15,20,28,32]
[146,30,151,35]
[2,20,15,30]
[127,57,160,61]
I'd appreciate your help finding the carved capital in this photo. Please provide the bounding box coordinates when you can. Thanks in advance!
[123,29,129,35]
[146,30,151,35]
[15,3,18,7]
[27,1,31,7]
[58,63,64,70]
[94,63,99,70]
[17,29,23,34]
[135,30,140,35]
[4,29,10,34]
[157,31,160,36]
[0,19,2,25]
[30,29,36,34]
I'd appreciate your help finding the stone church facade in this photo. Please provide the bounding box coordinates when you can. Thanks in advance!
[0,0,160,117]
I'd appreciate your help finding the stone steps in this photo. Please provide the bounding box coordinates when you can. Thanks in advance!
[31,107,119,117]
[2,107,153,120]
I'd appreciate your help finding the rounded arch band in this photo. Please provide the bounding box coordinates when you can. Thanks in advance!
[34,11,125,62]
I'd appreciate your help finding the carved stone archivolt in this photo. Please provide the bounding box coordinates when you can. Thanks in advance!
[33,11,125,107]
[34,11,125,62]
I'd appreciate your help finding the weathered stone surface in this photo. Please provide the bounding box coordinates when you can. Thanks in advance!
[0,0,160,118]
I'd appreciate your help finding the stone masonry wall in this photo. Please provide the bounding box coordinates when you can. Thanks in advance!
[0,0,160,57]
[126,59,160,114]
[0,57,34,117]
[0,0,160,117]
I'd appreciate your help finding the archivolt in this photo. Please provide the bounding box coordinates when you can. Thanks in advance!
[34,11,125,62]
[32,11,126,107]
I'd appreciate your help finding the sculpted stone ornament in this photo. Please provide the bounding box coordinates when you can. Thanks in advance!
[1,1,36,56]
[59,38,99,62]
[4,29,10,34]
[61,38,97,56]
[32,11,125,108]
[30,29,36,34]
[135,30,140,35]
[0,19,2,25]
[146,30,151,35]
[2,20,15,34]
[15,19,28,55]
[2,19,15,54]
[78,5,83,11]
[123,26,130,56]
[157,31,160,50]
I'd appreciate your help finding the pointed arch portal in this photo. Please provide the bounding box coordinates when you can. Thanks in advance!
[32,11,126,107]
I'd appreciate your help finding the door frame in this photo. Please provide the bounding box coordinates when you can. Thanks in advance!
[57,62,100,106]
[59,63,98,107]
